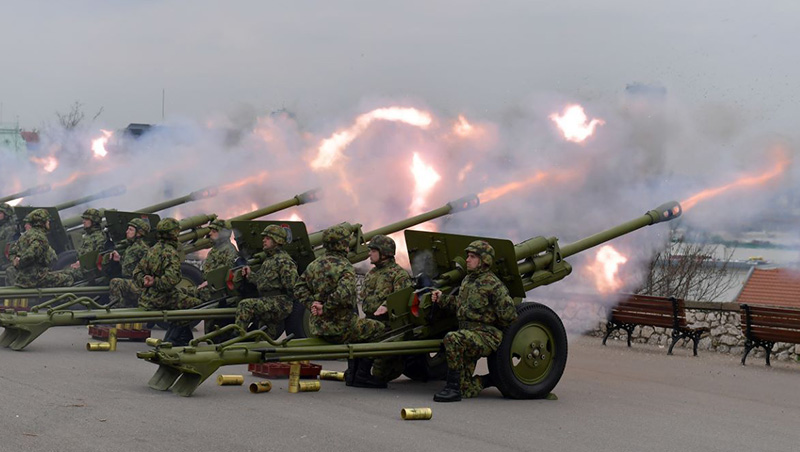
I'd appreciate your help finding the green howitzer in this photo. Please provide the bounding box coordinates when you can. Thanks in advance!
[0,194,480,350]
[135,201,682,397]
[51,185,127,211]
[0,184,52,204]
[179,189,321,254]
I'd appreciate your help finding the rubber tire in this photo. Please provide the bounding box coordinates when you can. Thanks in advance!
[284,301,311,339]
[488,302,568,399]
[52,250,78,270]
[402,351,447,382]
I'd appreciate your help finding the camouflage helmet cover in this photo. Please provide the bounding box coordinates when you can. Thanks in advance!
[81,208,102,225]
[24,208,51,227]
[0,203,13,217]
[465,240,495,268]
[322,223,352,252]
[156,217,181,238]
[208,219,227,231]
[368,234,396,257]
[128,217,151,235]
[261,224,288,246]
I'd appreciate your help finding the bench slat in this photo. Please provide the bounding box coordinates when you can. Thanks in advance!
[744,305,800,318]
[745,327,800,343]
[741,316,800,330]
[612,312,679,328]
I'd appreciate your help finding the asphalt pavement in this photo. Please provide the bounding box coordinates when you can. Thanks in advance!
[0,326,798,452]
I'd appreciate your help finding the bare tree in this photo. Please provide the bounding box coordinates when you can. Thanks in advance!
[55,101,104,130]
[636,230,738,302]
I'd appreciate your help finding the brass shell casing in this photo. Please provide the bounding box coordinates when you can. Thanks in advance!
[401,408,433,420]
[319,370,345,381]
[288,362,301,393]
[86,342,111,351]
[298,381,321,392]
[217,375,244,386]
[249,381,273,393]
[108,328,117,351]
[145,337,162,347]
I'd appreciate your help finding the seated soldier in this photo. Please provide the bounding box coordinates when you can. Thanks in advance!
[108,218,151,307]
[10,209,73,288]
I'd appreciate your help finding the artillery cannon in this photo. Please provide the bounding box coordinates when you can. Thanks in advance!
[0,184,51,204]
[135,201,682,397]
[0,194,481,350]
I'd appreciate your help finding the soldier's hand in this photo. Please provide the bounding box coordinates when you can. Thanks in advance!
[70,261,80,269]
[143,275,155,288]
[111,251,120,262]
[13,256,19,267]
[311,301,323,316]
[241,266,251,278]
[373,306,388,316]
[197,281,208,289]
[431,290,442,303]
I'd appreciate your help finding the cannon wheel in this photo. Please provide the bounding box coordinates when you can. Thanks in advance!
[402,351,447,382]
[488,302,567,399]
[149,263,206,330]
[284,302,311,339]
[52,250,78,270]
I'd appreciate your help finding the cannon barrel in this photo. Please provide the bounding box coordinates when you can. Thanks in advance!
[180,189,321,253]
[307,193,480,250]
[52,185,127,211]
[0,184,52,204]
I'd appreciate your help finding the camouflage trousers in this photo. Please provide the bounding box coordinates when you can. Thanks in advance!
[321,318,385,344]
[235,296,293,339]
[443,328,503,398]
[139,290,202,311]
[108,278,142,308]
[12,268,73,289]
[371,317,403,382]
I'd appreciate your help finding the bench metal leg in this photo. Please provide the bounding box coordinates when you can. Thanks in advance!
[742,339,775,366]
[602,322,635,347]
[602,322,615,346]
[742,340,754,365]
[668,331,680,355]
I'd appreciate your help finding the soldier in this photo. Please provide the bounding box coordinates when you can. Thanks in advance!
[360,234,412,385]
[430,240,518,402]
[0,203,16,242]
[234,225,298,339]
[294,224,386,388]
[107,218,151,307]
[201,219,238,279]
[10,209,73,288]
[67,208,107,276]
[133,217,202,345]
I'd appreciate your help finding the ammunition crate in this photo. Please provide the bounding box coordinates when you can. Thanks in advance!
[89,324,151,341]
[248,362,322,379]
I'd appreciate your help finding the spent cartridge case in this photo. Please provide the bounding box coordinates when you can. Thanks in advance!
[288,362,301,393]
[108,328,117,351]
[145,338,162,347]
[86,342,111,351]
[249,381,273,393]
[217,375,244,386]
[298,381,321,392]
[401,408,433,420]
[319,370,345,381]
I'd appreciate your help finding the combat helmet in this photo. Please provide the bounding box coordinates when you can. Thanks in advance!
[261,224,288,246]
[128,217,151,235]
[24,208,51,228]
[207,219,226,231]
[322,223,352,253]
[465,240,495,268]
[0,203,13,219]
[368,234,396,258]
[156,217,181,240]
[81,208,102,226]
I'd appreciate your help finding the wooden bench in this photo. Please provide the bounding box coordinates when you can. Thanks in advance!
[740,304,800,366]
[602,295,709,355]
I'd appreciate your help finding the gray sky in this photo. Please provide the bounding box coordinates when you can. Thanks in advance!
[2,1,798,130]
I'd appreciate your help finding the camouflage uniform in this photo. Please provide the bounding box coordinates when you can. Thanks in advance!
[361,235,412,381]
[108,218,151,308]
[202,219,238,280]
[12,209,73,288]
[436,241,517,399]
[294,224,384,343]
[235,225,299,338]
[0,203,16,270]
[133,218,201,311]
[64,208,107,281]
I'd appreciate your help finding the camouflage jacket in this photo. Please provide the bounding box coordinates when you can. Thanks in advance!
[238,247,299,299]
[0,219,16,242]
[78,227,106,256]
[132,240,182,308]
[120,238,150,278]
[13,227,58,285]
[361,259,412,317]
[439,268,518,334]
[294,250,357,337]
[203,240,238,279]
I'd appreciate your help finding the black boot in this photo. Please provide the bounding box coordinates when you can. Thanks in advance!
[433,369,462,402]
[352,359,388,389]
[478,374,494,389]
[173,326,194,347]
[344,359,358,387]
